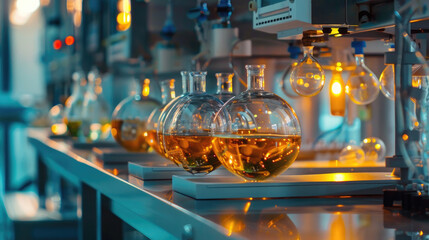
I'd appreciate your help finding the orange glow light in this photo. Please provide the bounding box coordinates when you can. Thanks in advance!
[117,12,131,25]
[53,40,62,50]
[65,36,75,45]
[142,79,151,97]
[329,71,345,116]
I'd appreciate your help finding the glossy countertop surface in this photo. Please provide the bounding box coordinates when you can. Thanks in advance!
[27,129,429,240]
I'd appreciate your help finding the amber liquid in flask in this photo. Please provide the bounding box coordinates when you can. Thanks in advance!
[111,119,150,152]
[160,72,224,174]
[65,119,82,138]
[144,129,163,155]
[213,134,301,181]
[111,77,161,152]
[163,134,221,174]
[212,65,302,181]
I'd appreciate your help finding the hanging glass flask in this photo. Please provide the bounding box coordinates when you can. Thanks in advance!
[290,46,325,97]
[346,41,380,105]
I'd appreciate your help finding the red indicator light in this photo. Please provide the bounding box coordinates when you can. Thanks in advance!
[53,40,62,50]
[65,36,75,46]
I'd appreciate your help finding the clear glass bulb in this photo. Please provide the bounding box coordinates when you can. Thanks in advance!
[379,64,394,101]
[290,46,325,97]
[360,137,386,162]
[346,54,380,105]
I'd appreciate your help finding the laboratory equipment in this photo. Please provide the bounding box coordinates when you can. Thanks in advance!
[82,67,111,142]
[154,0,180,74]
[212,65,301,181]
[280,45,300,99]
[145,79,176,155]
[251,0,358,39]
[161,71,223,174]
[290,44,325,97]
[379,45,395,101]
[210,0,239,58]
[213,73,235,103]
[361,137,386,162]
[64,68,87,139]
[345,41,380,105]
[111,78,161,152]
[187,1,210,62]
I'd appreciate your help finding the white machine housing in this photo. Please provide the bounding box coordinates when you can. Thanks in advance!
[253,0,313,37]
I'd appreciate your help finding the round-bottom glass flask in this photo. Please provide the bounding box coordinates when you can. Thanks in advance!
[111,78,161,152]
[212,65,302,181]
[161,72,224,174]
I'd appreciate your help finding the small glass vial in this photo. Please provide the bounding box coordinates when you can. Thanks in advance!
[145,79,176,155]
[212,65,302,181]
[161,72,224,174]
[111,78,161,152]
[213,73,235,103]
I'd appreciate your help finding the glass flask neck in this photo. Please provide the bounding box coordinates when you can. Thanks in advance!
[246,65,265,91]
[136,78,151,97]
[72,77,86,96]
[355,54,365,66]
[189,72,207,93]
[181,71,190,94]
[302,46,314,57]
[160,79,176,105]
[216,73,234,94]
